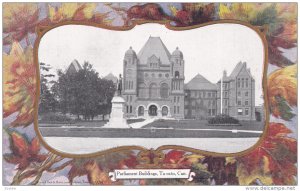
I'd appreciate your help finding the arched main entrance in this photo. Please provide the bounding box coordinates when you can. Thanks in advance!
[162,106,169,116]
[138,106,145,116]
[148,105,158,116]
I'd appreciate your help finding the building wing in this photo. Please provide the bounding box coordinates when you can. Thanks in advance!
[185,74,218,90]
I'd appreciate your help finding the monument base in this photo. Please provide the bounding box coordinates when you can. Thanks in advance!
[103,96,130,128]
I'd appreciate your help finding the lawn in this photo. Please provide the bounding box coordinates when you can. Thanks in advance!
[39,118,264,131]
[39,118,145,127]
[142,119,265,131]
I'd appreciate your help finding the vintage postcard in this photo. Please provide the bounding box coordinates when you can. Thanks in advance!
[2,2,298,188]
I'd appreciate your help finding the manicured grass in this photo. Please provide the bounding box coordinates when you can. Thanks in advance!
[39,118,145,127]
[142,119,264,131]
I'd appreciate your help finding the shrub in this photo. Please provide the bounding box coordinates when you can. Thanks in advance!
[39,112,74,124]
[208,114,239,125]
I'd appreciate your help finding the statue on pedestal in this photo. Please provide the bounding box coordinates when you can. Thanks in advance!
[104,73,129,128]
[116,74,122,96]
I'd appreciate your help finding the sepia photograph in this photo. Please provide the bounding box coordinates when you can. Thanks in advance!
[38,23,265,154]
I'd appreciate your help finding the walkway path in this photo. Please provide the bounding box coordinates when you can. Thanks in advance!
[130,118,157,129]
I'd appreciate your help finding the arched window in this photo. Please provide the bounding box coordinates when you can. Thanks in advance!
[138,106,144,116]
[162,106,168,116]
[149,83,158,98]
[160,83,169,98]
[138,83,147,98]
[175,71,180,78]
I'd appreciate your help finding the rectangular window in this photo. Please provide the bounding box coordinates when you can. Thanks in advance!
[245,108,249,115]
[177,106,180,114]
[246,79,249,88]
[237,78,240,88]
[225,108,228,114]
[225,92,228,97]
[225,99,228,106]
[245,100,249,106]
[245,91,249,96]
[174,106,176,114]
[130,106,132,113]
[238,100,241,106]
[126,106,129,113]
[238,108,243,115]
[238,91,241,97]
[130,96,132,102]
[177,96,180,103]
[208,92,211,97]
[242,78,244,88]
[174,96,176,103]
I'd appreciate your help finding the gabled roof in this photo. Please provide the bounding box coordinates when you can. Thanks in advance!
[137,36,171,65]
[104,73,118,83]
[67,59,82,72]
[185,74,218,90]
[218,61,253,82]
[229,61,245,78]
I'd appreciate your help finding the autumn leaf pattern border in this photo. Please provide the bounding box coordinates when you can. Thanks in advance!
[2,2,298,185]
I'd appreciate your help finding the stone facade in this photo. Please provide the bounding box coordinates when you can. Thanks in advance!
[185,62,256,120]
[122,37,185,118]
[216,62,255,120]
[184,74,218,119]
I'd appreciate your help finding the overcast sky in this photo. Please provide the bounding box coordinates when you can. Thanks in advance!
[39,23,264,105]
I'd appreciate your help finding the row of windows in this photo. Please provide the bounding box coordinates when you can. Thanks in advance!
[222,83,230,90]
[223,91,250,98]
[237,91,249,97]
[144,73,170,78]
[237,78,249,88]
[191,91,216,98]
[174,106,180,114]
[138,83,169,98]
[237,100,249,106]
[126,105,133,113]
[150,62,159,68]
[191,100,216,107]
[172,81,181,90]
[125,80,134,90]
[126,95,133,103]
[237,108,250,116]
[174,96,180,103]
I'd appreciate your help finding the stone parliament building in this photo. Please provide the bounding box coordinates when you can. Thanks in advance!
[121,36,257,120]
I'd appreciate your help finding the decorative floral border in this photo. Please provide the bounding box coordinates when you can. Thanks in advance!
[3,3,297,185]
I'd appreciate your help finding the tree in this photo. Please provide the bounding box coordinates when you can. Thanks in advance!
[38,62,57,114]
[54,62,115,120]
